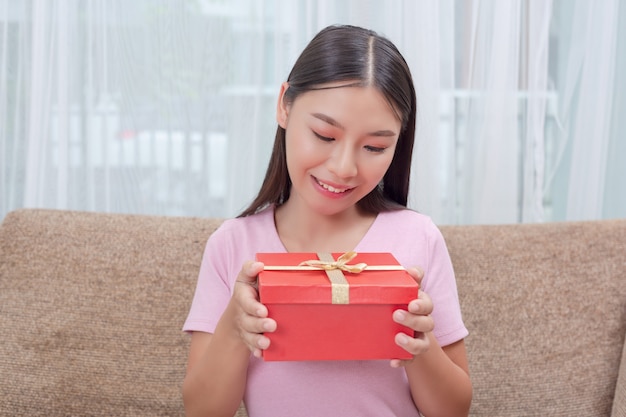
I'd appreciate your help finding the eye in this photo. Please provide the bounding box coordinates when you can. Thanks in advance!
[313,131,334,142]
[364,145,387,153]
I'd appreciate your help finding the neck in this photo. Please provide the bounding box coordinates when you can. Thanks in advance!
[274,199,375,253]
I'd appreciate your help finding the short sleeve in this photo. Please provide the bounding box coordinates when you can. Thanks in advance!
[421,219,468,346]
[182,226,233,333]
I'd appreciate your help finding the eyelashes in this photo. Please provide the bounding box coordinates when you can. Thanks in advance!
[313,132,334,142]
[364,145,386,153]
[313,131,387,154]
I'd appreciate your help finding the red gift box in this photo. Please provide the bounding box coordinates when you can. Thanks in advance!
[256,252,418,361]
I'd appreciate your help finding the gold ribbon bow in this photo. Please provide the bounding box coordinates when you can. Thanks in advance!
[302,252,356,304]
[263,252,405,305]
[298,251,367,274]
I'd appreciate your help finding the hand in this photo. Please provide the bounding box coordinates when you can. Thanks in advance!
[231,261,277,358]
[390,266,434,368]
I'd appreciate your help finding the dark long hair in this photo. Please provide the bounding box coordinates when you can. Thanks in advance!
[239,24,417,217]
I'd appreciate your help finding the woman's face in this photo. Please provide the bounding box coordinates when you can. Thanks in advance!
[277,81,401,217]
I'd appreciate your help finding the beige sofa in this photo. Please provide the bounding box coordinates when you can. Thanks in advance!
[0,208,625,416]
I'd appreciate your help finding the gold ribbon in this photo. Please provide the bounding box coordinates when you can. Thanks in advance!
[299,251,367,273]
[263,251,405,305]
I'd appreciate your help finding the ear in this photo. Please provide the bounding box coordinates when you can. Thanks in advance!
[276,82,290,129]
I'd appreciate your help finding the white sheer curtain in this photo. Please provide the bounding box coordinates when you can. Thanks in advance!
[1,0,624,224]
[560,0,620,220]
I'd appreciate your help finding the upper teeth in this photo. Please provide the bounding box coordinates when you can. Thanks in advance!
[318,179,348,193]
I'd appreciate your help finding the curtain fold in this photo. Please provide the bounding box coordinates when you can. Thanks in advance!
[1,0,624,224]
[406,0,447,221]
[521,0,552,223]
[563,0,618,220]
[23,0,46,209]
[461,0,521,224]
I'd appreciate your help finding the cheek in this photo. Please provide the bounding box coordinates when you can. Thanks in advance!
[285,131,325,167]
[366,154,395,181]
[285,133,314,178]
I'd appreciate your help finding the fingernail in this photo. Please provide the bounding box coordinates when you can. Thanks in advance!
[394,310,406,321]
[397,334,409,345]
[258,338,269,349]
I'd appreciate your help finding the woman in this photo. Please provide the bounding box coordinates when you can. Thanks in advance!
[182,24,472,417]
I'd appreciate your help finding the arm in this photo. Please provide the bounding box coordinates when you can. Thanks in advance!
[182,261,277,417]
[391,267,472,417]
[403,336,472,417]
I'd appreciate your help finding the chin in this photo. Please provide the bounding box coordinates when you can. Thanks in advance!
[312,200,360,218]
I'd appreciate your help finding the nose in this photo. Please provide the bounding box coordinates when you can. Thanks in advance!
[327,143,358,179]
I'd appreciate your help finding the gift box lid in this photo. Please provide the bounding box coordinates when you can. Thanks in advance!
[256,252,418,305]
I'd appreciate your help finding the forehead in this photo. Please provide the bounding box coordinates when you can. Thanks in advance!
[291,84,402,126]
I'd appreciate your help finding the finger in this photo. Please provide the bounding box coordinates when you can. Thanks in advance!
[392,308,434,334]
[413,288,433,313]
[406,266,424,286]
[390,358,406,368]
[239,312,277,335]
[407,289,433,316]
[231,260,277,355]
[236,286,268,318]
[235,260,264,286]
[234,306,276,355]
[249,333,272,358]
[389,333,428,368]
[252,335,272,359]
[234,261,267,317]
[394,330,430,357]
[240,316,276,357]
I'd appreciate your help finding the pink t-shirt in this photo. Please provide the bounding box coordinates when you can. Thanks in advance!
[183,206,468,417]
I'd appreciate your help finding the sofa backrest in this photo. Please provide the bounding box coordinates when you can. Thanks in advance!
[0,209,220,417]
[440,220,626,416]
[0,209,625,416]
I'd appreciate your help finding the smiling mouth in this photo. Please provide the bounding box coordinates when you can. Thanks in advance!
[315,177,353,194]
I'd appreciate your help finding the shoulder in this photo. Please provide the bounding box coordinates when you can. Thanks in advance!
[378,208,441,236]
[204,205,283,258]
[210,206,275,240]
[362,209,446,259]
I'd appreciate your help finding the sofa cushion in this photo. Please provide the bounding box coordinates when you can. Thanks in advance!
[440,220,626,416]
[1,209,625,416]
[613,341,626,416]
[0,209,222,416]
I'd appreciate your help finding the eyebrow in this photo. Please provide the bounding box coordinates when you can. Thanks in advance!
[312,113,397,137]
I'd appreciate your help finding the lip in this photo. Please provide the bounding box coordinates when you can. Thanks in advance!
[311,176,355,198]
